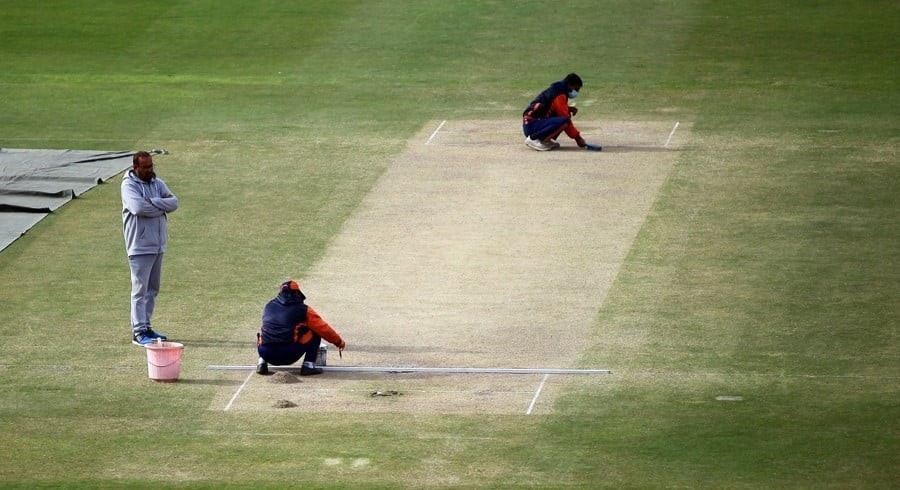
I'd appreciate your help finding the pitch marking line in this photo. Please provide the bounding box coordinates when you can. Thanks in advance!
[526,373,550,415]
[664,121,680,148]
[214,365,609,412]
[425,120,447,145]
[224,370,254,411]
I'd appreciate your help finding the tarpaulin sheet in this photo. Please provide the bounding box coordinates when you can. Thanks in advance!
[0,148,135,252]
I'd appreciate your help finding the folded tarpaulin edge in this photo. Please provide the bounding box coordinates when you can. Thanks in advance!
[0,203,52,213]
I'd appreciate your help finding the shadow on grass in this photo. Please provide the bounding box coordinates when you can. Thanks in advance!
[174,339,255,349]
[556,145,680,153]
[347,344,476,354]
[172,377,243,386]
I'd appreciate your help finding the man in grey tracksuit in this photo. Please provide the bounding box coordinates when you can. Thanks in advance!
[121,151,179,345]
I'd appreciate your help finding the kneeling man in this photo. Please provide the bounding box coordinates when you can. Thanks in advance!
[256,280,346,375]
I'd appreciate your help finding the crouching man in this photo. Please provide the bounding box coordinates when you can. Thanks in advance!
[256,280,346,375]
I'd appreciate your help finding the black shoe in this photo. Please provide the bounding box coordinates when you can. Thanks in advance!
[300,366,323,376]
[256,357,270,375]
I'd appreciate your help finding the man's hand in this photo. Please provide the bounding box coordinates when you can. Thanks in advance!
[575,135,587,148]
[568,106,578,116]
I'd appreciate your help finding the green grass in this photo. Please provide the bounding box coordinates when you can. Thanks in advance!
[1,0,898,487]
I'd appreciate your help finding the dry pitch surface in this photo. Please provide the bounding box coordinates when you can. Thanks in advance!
[212,119,689,414]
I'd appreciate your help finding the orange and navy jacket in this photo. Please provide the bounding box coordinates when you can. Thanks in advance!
[522,80,581,139]
[257,291,343,347]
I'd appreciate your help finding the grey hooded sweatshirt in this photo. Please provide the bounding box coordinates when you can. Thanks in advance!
[121,170,178,256]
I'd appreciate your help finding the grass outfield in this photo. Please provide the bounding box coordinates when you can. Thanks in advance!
[1,0,897,487]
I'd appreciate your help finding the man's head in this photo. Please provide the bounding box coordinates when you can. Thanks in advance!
[132,151,155,182]
[564,73,583,99]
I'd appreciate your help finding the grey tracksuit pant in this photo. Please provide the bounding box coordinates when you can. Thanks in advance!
[129,253,164,334]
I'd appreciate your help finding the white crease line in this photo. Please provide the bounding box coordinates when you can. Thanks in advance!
[425,120,447,145]
[664,121,680,148]
[526,373,550,415]
[224,370,254,411]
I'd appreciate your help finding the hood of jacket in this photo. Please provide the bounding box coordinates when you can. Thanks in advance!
[275,290,306,305]
[275,280,307,305]
[125,169,157,186]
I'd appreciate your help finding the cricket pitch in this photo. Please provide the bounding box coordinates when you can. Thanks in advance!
[211,119,690,414]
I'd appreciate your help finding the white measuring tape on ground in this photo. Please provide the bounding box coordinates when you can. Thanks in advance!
[208,365,612,375]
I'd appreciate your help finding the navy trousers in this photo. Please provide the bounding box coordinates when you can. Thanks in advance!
[523,116,571,140]
[258,336,322,366]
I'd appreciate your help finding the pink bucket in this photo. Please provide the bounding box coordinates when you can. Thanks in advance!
[144,341,184,382]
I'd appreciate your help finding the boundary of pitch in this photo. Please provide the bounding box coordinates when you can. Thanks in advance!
[211,364,611,413]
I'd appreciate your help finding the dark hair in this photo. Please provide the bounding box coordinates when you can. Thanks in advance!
[564,73,583,88]
[133,150,151,166]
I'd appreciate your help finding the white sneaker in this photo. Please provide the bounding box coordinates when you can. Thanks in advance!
[256,357,269,375]
[525,136,552,151]
[546,139,561,149]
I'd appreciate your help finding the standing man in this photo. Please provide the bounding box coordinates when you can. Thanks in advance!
[256,280,346,376]
[522,72,600,151]
[121,151,179,345]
